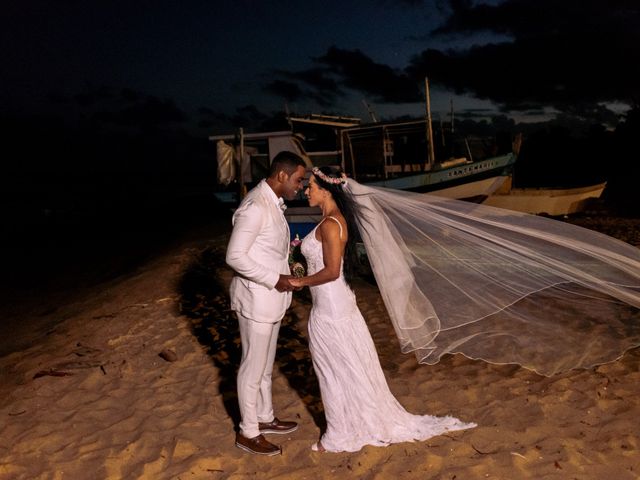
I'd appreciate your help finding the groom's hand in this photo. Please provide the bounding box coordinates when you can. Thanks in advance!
[289,277,303,291]
[275,274,295,292]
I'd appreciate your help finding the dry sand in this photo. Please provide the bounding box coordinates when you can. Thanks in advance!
[1,218,639,479]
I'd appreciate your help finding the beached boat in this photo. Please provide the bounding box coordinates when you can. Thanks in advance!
[290,79,518,201]
[282,111,520,236]
[210,120,519,237]
[327,117,518,202]
[484,178,607,216]
[209,122,518,198]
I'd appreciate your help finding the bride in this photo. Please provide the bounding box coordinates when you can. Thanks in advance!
[289,166,476,453]
[290,165,640,452]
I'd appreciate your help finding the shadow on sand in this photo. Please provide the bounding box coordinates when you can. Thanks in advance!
[176,246,326,431]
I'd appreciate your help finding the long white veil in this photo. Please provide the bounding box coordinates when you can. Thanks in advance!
[346,180,640,376]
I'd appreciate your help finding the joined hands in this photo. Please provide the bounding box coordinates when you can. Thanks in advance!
[275,274,304,292]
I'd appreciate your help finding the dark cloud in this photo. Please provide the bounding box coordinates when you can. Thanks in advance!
[266,46,423,108]
[265,0,637,119]
[232,105,269,125]
[119,88,144,104]
[559,103,621,126]
[281,68,341,95]
[68,88,188,128]
[451,108,498,120]
[315,47,422,103]
[72,86,114,107]
[197,106,216,116]
[382,0,425,5]
[197,104,287,132]
[269,68,346,107]
[410,0,640,112]
[263,80,305,103]
[94,96,187,126]
[46,91,72,105]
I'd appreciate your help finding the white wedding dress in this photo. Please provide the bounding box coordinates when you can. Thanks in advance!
[301,217,476,453]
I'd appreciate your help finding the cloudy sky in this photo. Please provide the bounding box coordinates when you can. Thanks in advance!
[1,0,638,131]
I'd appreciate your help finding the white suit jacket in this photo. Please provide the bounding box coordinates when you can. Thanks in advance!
[226,180,292,323]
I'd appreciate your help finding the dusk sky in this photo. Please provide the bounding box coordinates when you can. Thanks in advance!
[2,0,639,133]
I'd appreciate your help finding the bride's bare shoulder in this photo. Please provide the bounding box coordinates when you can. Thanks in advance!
[319,215,347,241]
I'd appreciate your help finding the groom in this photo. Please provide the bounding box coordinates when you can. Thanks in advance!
[226,151,306,456]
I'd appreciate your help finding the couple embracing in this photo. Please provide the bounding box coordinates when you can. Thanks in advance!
[225,151,474,455]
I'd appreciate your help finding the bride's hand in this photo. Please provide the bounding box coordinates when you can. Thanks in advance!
[289,277,304,289]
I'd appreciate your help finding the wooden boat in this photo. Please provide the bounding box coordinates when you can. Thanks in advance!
[484,177,607,216]
[290,80,519,202]
[329,117,518,202]
[283,111,519,237]
[209,122,518,201]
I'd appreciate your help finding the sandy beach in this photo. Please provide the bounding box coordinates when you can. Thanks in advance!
[1,214,639,479]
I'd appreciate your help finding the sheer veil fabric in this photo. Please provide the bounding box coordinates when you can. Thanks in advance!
[345,180,640,376]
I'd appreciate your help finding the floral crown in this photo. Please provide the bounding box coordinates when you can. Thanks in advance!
[312,167,348,185]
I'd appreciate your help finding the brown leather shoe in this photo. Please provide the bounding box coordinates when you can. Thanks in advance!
[235,433,281,456]
[258,417,299,435]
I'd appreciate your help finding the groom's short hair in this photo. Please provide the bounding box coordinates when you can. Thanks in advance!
[269,151,306,177]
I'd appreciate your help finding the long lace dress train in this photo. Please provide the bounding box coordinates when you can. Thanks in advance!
[301,217,476,453]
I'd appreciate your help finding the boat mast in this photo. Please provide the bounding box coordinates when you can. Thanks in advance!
[362,99,378,123]
[450,98,454,134]
[424,77,436,169]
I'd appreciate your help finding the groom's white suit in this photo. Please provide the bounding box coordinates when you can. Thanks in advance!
[226,179,292,439]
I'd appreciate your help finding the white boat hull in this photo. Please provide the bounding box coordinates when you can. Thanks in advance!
[364,153,516,200]
[484,182,607,216]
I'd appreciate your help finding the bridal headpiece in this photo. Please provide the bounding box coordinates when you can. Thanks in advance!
[312,167,348,185]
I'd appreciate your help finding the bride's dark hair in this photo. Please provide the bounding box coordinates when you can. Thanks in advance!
[312,166,359,285]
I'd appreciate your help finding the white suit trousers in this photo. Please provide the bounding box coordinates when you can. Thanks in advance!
[236,312,281,438]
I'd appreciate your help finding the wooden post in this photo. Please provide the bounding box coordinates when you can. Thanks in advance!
[450,98,455,134]
[425,78,435,169]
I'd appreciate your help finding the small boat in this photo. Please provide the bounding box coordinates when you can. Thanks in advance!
[484,178,607,216]
[290,79,519,202]
[327,117,518,202]
[283,111,519,237]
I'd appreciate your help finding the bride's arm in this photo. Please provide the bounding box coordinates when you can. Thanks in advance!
[290,220,345,288]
